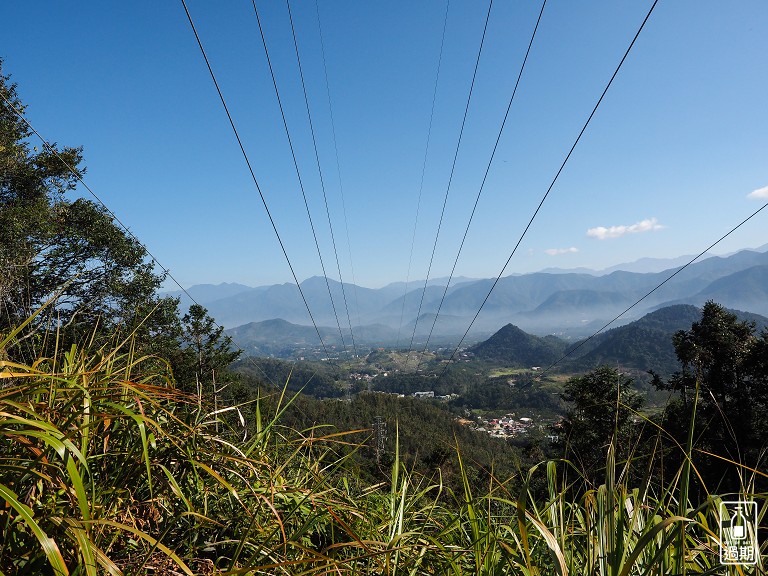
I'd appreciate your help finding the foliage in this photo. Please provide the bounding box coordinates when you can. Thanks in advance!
[372,371,445,395]
[0,60,181,364]
[0,61,240,406]
[654,300,768,493]
[566,304,704,377]
[557,366,644,485]
[456,375,562,415]
[172,304,242,395]
[234,356,345,398]
[276,391,524,494]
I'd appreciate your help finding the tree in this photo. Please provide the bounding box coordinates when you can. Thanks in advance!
[655,301,767,491]
[557,366,643,482]
[670,301,755,409]
[1,61,243,399]
[1,60,180,361]
[174,304,241,400]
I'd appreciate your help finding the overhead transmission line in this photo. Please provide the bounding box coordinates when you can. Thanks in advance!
[0,87,286,392]
[249,0,349,355]
[395,0,451,350]
[315,0,362,340]
[526,199,768,386]
[436,0,661,381]
[285,0,358,359]
[416,0,547,369]
[180,0,330,357]
[405,0,495,365]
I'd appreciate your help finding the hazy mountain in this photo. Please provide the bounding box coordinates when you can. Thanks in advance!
[516,250,768,333]
[540,253,714,275]
[226,319,341,357]
[201,277,395,328]
[380,285,452,318]
[381,276,480,292]
[600,254,712,274]
[349,323,401,344]
[542,244,766,276]
[656,265,768,316]
[164,282,255,312]
[538,266,602,275]
[164,282,254,303]
[529,289,629,315]
[405,313,485,337]
[173,249,768,343]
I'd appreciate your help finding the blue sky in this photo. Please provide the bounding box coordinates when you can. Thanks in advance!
[2,1,767,289]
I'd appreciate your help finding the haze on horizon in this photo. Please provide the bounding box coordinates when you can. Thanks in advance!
[171,243,768,292]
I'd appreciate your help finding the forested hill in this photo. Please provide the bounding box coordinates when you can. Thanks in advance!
[469,323,566,366]
[565,305,703,375]
[469,304,768,377]
[565,304,768,376]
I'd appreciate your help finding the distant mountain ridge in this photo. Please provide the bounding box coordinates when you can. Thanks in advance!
[166,248,768,343]
[541,254,710,275]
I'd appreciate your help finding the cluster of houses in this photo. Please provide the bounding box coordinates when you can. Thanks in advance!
[412,391,459,401]
[472,414,535,438]
[349,372,376,384]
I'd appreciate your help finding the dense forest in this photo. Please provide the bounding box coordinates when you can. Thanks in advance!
[2,60,767,573]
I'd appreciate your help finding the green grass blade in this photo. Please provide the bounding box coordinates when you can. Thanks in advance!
[0,483,70,575]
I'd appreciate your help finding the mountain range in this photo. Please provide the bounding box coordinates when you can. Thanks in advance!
[165,247,768,347]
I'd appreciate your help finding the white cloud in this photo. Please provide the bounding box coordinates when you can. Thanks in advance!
[587,217,664,240]
[544,247,579,256]
[747,185,768,199]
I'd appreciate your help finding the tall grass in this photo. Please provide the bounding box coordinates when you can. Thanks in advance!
[1,326,765,574]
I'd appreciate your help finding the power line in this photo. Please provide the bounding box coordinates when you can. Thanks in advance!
[0,90,200,321]
[314,0,361,341]
[535,200,768,381]
[285,0,358,359]
[417,0,547,368]
[1,64,313,400]
[1,19,335,428]
[180,2,341,414]
[180,0,329,357]
[184,1,352,409]
[396,0,451,351]
[250,0,348,355]
[437,0,661,380]
[405,0,495,365]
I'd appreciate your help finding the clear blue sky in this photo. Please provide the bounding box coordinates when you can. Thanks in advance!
[2,1,767,289]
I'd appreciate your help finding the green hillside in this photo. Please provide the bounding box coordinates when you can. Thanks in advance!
[565,304,768,377]
[469,323,566,366]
